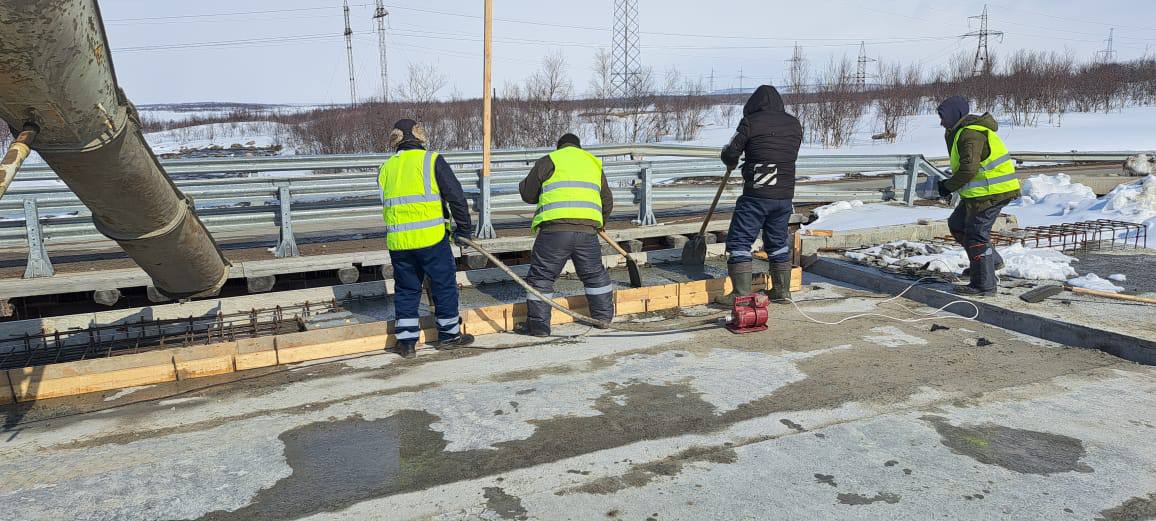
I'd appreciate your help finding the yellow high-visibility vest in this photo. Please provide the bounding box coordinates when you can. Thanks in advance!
[378,149,447,251]
[531,147,604,232]
[950,125,1020,199]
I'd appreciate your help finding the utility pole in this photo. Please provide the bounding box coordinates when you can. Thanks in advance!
[373,0,389,102]
[610,0,641,105]
[482,0,493,186]
[709,68,715,94]
[1098,28,1117,63]
[738,68,744,93]
[965,4,1003,76]
[855,41,875,91]
[343,1,358,105]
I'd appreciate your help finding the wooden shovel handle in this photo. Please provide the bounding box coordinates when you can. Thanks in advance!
[699,167,735,237]
[598,230,632,258]
[1068,286,1156,304]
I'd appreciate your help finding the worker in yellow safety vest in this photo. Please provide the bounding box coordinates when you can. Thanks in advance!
[935,96,1022,296]
[379,119,474,358]
[514,133,615,337]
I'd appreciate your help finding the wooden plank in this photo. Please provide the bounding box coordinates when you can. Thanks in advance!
[172,343,238,380]
[275,322,392,364]
[234,336,279,371]
[7,350,177,401]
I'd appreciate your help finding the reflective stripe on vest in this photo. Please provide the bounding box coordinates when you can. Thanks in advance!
[532,147,604,232]
[379,150,447,251]
[950,125,1021,199]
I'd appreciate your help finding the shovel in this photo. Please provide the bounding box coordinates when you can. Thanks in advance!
[681,166,735,266]
[1019,284,1156,305]
[598,230,643,288]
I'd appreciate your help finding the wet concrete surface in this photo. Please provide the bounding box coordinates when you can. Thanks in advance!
[2,276,1156,520]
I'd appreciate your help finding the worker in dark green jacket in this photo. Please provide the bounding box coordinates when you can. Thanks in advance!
[936,96,1022,297]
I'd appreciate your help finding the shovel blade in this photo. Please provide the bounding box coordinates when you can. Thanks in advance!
[625,257,643,288]
[681,236,708,266]
[1019,284,1064,303]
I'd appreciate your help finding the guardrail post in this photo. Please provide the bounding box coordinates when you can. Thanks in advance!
[22,198,54,278]
[902,156,919,206]
[274,184,300,258]
[635,162,658,226]
[475,168,497,239]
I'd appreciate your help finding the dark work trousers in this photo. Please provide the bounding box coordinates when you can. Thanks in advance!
[390,238,462,345]
[947,199,1011,290]
[726,195,794,265]
[524,230,615,330]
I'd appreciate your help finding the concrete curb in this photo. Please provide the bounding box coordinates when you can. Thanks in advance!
[809,257,1156,365]
[4,270,803,403]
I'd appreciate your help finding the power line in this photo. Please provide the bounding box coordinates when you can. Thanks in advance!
[105,5,373,23]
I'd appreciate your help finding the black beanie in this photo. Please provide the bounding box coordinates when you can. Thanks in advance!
[556,133,581,149]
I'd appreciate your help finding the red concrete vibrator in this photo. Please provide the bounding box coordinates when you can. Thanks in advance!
[725,294,770,334]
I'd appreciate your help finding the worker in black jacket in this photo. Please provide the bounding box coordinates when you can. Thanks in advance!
[717,85,804,304]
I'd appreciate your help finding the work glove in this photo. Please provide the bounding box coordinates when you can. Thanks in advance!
[938,182,953,198]
[452,229,472,247]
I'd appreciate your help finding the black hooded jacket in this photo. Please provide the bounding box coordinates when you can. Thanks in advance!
[721,85,804,200]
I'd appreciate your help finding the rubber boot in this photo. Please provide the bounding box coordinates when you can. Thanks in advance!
[962,250,1004,277]
[396,341,417,359]
[435,334,475,351]
[714,262,753,306]
[514,322,551,338]
[954,245,997,297]
[768,262,794,303]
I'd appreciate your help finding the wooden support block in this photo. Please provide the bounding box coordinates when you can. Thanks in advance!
[615,287,650,315]
[751,273,770,292]
[8,351,177,402]
[647,283,680,311]
[791,267,803,292]
[172,343,238,380]
[551,295,589,325]
[805,229,834,237]
[464,305,510,335]
[276,322,391,364]
[235,336,279,371]
[0,371,14,405]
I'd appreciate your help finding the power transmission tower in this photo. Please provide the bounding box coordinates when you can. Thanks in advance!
[373,0,389,102]
[855,41,876,90]
[709,68,715,94]
[965,4,1003,76]
[343,1,358,105]
[1097,28,1117,63]
[610,0,641,105]
[738,68,744,93]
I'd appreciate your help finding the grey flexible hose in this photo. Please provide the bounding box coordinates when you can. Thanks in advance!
[460,238,726,333]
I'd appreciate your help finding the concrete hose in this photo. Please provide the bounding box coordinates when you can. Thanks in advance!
[460,237,725,333]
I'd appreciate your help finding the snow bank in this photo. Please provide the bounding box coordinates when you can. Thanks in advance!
[811,200,863,220]
[844,240,1078,281]
[1108,274,1127,282]
[144,122,293,155]
[1020,173,1097,203]
[804,202,952,232]
[1007,173,1156,243]
[1124,153,1156,176]
[1068,273,1125,293]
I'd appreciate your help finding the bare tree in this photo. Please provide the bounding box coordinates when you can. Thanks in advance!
[873,62,923,141]
[396,63,447,105]
[584,49,619,144]
[809,57,865,147]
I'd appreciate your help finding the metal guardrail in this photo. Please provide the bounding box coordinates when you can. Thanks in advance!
[2,144,1133,281]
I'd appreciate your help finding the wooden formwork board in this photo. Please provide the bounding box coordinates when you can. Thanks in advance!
[6,271,804,403]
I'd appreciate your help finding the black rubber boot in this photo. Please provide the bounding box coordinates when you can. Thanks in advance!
[955,245,997,297]
[396,341,417,359]
[435,334,475,351]
[768,262,793,302]
[961,252,1004,277]
[514,322,551,338]
[714,262,753,306]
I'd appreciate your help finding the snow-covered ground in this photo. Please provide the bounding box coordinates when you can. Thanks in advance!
[687,105,1156,158]
[143,121,294,156]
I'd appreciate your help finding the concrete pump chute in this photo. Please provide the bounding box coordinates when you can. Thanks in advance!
[0,0,230,299]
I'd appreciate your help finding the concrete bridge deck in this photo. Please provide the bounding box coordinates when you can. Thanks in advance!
[2,276,1154,521]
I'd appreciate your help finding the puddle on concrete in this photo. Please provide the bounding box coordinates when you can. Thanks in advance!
[200,382,723,520]
[483,487,529,520]
[1096,492,1156,521]
[921,415,1093,475]
[560,444,738,495]
[837,492,901,505]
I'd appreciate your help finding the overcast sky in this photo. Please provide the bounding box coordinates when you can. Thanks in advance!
[99,0,1156,105]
